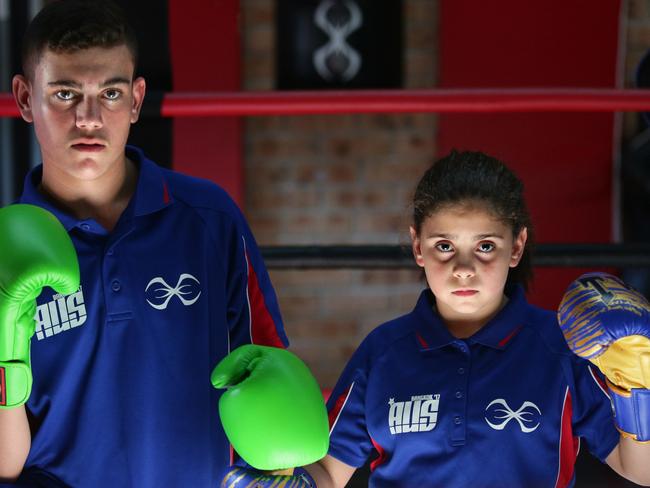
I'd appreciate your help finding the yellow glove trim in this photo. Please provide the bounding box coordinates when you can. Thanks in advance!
[591,336,650,391]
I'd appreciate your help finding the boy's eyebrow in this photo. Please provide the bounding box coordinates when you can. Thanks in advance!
[47,80,81,88]
[47,77,131,88]
[101,77,131,87]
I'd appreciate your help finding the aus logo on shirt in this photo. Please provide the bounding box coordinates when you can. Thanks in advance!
[388,393,440,434]
[34,286,87,340]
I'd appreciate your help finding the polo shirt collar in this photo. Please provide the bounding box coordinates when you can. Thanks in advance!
[19,146,172,232]
[469,285,527,349]
[126,146,174,217]
[413,285,528,351]
[412,290,457,350]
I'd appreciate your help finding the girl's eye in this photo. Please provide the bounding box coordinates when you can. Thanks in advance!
[478,242,495,253]
[104,89,121,100]
[435,242,454,253]
[55,90,75,101]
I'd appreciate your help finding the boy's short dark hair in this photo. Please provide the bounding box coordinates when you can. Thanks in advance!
[22,0,138,79]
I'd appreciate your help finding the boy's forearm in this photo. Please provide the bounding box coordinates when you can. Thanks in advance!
[0,405,30,481]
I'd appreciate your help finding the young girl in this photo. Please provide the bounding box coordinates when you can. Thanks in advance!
[222,150,650,487]
[302,150,650,487]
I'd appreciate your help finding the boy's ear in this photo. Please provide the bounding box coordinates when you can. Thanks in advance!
[130,76,146,124]
[410,226,424,267]
[12,75,33,123]
[509,227,528,268]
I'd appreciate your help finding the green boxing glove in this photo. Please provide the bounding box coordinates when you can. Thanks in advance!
[211,345,329,471]
[0,204,79,408]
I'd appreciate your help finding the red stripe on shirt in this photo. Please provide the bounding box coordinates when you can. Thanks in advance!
[370,436,388,471]
[498,325,522,347]
[246,251,285,348]
[328,384,353,431]
[162,181,170,204]
[415,331,429,349]
[555,387,579,488]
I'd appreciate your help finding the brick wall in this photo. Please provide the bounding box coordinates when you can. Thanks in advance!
[242,0,437,387]
[242,1,648,388]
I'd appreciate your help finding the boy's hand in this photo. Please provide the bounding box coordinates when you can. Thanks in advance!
[0,205,79,408]
[211,344,329,470]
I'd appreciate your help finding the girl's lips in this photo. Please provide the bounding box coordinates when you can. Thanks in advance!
[452,290,478,296]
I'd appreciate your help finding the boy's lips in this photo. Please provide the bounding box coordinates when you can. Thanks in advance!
[71,143,106,152]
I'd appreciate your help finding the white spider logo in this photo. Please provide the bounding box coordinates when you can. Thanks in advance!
[145,273,201,310]
[484,399,541,433]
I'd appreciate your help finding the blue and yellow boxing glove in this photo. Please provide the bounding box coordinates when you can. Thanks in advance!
[558,272,650,441]
[221,466,316,488]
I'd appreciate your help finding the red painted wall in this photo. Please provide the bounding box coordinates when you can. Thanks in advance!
[438,1,622,308]
[168,0,243,205]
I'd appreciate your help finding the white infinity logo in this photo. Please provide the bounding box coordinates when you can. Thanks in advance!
[313,0,363,82]
[145,273,201,310]
[484,399,541,433]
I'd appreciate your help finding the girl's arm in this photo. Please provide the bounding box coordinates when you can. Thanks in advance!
[606,439,650,486]
[305,455,357,488]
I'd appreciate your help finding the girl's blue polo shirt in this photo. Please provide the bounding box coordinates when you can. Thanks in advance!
[327,286,619,487]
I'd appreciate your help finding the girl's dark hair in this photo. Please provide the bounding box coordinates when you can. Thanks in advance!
[413,150,535,289]
[22,0,138,79]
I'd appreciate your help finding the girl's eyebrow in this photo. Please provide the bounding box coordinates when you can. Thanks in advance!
[424,233,505,240]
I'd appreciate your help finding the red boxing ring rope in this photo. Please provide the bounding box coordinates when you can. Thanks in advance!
[3,89,650,117]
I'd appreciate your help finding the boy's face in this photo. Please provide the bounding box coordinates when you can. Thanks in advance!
[12,44,145,182]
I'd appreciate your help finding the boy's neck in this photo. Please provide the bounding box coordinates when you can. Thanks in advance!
[39,156,138,232]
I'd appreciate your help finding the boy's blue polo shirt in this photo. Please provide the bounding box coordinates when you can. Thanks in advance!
[17,147,288,487]
[327,286,619,488]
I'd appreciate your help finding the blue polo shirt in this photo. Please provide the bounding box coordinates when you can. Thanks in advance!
[327,286,619,488]
[16,147,288,487]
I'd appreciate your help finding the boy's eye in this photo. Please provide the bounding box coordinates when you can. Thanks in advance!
[104,89,121,100]
[478,242,495,253]
[435,242,454,253]
[55,90,75,101]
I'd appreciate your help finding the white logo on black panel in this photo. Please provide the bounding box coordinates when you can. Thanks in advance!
[313,0,362,82]
[34,286,87,340]
[388,394,440,434]
[145,273,201,310]
[484,399,541,433]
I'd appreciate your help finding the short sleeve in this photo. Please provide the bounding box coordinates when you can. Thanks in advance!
[326,340,374,468]
[222,204,288,351]
[570,359,619,462]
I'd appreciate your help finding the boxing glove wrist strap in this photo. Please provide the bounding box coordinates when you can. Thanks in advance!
[607,378,650,442]
[294,467,317,487]
[0,361,32,408]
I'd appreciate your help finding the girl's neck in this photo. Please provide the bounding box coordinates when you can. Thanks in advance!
[439,294,509,339]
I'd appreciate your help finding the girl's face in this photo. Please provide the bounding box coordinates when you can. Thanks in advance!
[410,201,527,331]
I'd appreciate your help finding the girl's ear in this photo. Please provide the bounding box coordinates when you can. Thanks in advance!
[509,227,528,268]
[410,226,425,267]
